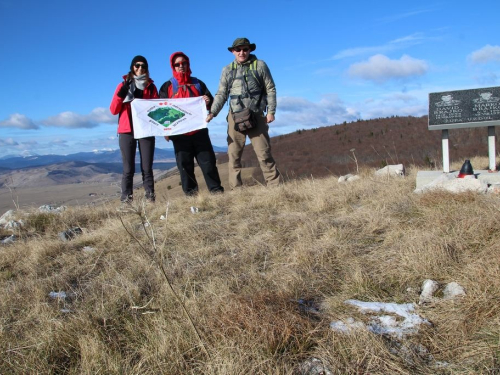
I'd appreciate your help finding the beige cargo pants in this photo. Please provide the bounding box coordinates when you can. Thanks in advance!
[227,111,281,189]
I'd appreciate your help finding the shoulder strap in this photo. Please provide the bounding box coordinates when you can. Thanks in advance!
[246,60,263,89]
[225,62,238,102]
[190,77,202,95]
[228,62,237,88]
[169,77,179,96]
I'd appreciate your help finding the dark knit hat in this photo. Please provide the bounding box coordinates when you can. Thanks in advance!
[228,38,256,52]
[130,55,148,71]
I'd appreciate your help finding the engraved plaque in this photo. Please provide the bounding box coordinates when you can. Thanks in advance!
[428,86,500,130]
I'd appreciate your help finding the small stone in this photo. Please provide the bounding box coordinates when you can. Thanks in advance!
[419,279,439,304]
[347,175,360,182]
[4,220,23,230]
[1,235,16,245]
[82,246,96,254]
[0,210,15,225]
[443,282,466,300]
[295,357,333,375]
[49,291,67,299]
[338,174,354,183]
[375,164,405,177]
[39,205,67,213]
[59,227,83,242]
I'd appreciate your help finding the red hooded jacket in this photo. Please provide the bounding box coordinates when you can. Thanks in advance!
[165,52,200,97]
[109,75,159,134]
[158,52,213,136]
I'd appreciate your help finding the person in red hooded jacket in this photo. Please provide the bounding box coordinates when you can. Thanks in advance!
[159,52,224,196]
[110,55,159,204]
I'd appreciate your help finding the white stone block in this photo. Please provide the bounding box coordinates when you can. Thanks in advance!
[419,279,439,304]
[375,164,405,177]
[443,282,466,300]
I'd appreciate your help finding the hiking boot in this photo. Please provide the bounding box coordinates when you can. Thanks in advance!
[120,195,133,203]
[117,195,134,212]
[210,187,224,194]
[145,193,156,204]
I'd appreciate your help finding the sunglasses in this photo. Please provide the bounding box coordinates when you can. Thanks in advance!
[233,47,250,53]
[173,62,188,68]
[134,63,147,69]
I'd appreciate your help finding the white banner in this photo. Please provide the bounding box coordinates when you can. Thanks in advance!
[131,97,208,138]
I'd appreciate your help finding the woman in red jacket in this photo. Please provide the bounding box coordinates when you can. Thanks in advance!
[159,52,223,196]
[110,55,159,204]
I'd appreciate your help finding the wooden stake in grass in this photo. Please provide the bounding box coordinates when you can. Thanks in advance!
[7,177,20,210]
[118,202,211,359]
[350,148,359,174]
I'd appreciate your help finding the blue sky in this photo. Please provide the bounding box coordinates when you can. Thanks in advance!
[0,0,499,158]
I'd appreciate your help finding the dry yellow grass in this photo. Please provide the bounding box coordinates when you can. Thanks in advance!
[1,157,499,374]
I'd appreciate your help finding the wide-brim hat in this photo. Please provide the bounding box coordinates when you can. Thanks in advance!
[228,37,256,52]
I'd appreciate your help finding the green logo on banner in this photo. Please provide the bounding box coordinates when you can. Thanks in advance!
[148,106,186,127]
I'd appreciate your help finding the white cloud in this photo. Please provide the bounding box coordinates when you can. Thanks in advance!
[21,140,38,145]
[332,33,425,60]
[473,72,498,85]
[0,138,19,146]
[468,45,500,64]
[275,95,359,130]
[20,150,35,157]
[381,93,420,103]
[361,103,427,119]
[377,8,435,24]
[348,54,428,83]
[0,113,39,129]
[42,107,116,128]
[355,91,427,119]
[88,107,116,124]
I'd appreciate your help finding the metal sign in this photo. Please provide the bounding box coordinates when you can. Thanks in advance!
[428,86,500,130]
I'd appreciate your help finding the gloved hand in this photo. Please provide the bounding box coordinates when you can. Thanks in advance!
[117,79,131,99]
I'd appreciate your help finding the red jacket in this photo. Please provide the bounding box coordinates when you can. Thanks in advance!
[158,52,213,136]
[109,75,159,134]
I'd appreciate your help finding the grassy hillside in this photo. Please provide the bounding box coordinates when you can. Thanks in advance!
[1,157,499,374]
[219,116,498,178]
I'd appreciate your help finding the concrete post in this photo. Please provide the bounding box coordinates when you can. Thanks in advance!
[488,126,496,171]
[442,129,450,173]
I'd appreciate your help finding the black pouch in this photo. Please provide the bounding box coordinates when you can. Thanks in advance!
[232,108,257,132]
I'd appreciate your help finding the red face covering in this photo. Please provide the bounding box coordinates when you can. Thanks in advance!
[170,51,192,85]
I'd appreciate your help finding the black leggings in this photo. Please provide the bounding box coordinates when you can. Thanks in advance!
[119,133,155,200]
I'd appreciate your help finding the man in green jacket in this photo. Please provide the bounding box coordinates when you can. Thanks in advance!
[206,37,281,189]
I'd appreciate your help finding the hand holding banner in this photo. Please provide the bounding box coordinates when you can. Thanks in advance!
[131,97,208,139]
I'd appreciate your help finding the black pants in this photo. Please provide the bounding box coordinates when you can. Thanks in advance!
[171,128,224,195]
[119,133,155,201]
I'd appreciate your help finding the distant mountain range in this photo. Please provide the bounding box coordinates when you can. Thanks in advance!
[0,146,228,170]
[1,115,493,190]
[0,161,125,188]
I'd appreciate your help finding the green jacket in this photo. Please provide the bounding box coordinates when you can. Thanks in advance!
[210,54,276,116]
